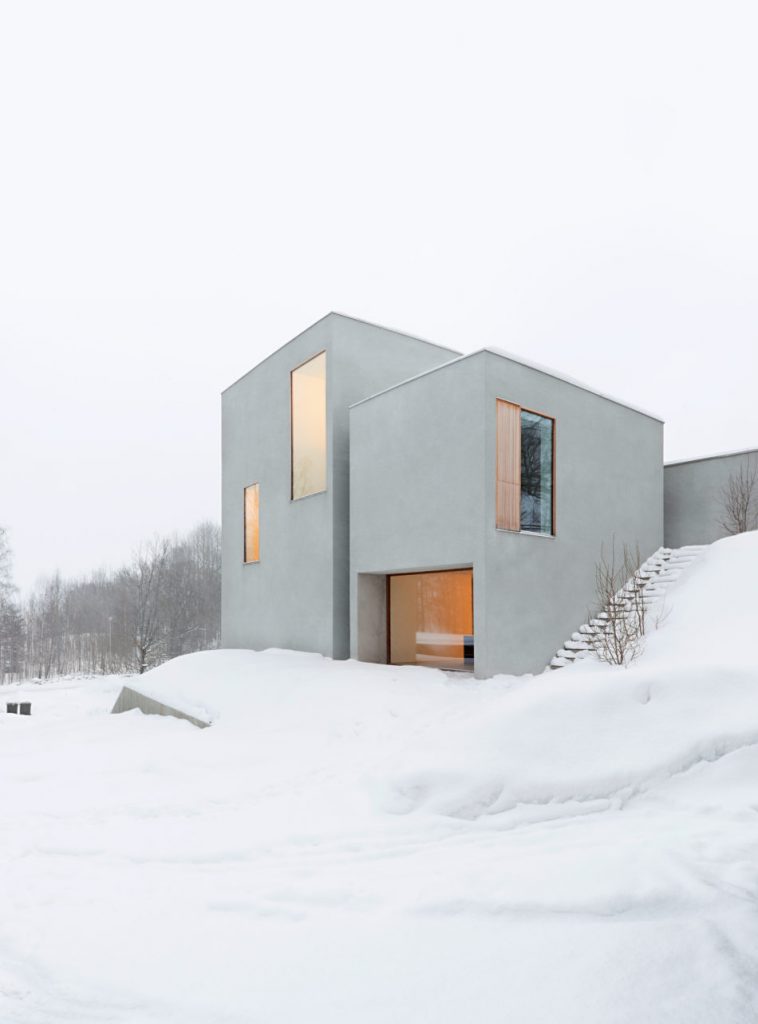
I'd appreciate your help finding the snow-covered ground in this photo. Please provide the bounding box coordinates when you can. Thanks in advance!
[2,533,758,1023]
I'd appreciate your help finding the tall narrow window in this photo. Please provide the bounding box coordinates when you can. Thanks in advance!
[496,400,554,535]
[291,351,327,500]
[244,484,260,562]
[520,411,553,534]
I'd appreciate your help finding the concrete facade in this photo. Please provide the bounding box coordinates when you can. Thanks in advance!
[222,311,750,679]
[221,314,459,659]
[664,449,758,548]
[349,349,664,677]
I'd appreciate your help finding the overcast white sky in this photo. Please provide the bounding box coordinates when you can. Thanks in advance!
[1,0,757,592]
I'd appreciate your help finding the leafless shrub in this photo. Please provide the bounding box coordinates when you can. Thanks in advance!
[126,537,171,675]
[588,541,647,666]
[718,458,758,536]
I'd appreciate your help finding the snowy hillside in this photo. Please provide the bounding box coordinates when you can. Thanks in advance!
[2,532,758,1023]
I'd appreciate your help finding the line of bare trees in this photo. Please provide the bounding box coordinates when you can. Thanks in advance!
[0,522,220,682]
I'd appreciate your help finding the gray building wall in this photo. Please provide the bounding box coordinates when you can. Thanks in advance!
[349,349,664,678]
[349,354,487,665]
[479,351,663,677]
[221,313,459,658]
[664,449,758,548]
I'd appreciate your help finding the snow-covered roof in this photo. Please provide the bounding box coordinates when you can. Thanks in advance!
[222,312,461,395]
[329,311,462,357]
[223,310,663,421]
[481,346,663,421]
[665,446,758,467]
[351,346,664,422]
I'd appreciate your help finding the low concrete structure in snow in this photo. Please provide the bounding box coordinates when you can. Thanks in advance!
[112,685,211,729]
[664,448,758,548]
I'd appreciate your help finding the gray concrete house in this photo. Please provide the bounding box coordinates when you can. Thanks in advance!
[222,313,670,678]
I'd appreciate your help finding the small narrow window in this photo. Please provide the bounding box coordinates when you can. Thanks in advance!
[291,351,327,500]
[496,400,554,535]
[244,484,260,562]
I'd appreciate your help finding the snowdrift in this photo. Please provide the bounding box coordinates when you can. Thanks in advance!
[115,532,758,822]
[4,532,758,1023]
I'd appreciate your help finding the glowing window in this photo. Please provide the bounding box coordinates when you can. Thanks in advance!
[389,569,474,671]
[291,352,327,500]
[244,484,259,562]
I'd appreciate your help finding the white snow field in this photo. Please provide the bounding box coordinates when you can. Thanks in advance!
[2,533,758,1023]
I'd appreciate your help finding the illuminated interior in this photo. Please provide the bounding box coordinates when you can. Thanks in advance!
[244,483,259,562]
[291,351,327,500]
[389,569,474,671]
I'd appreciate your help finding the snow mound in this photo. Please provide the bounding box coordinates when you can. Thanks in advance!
[119,532,758,823]
[4,532,758,1023]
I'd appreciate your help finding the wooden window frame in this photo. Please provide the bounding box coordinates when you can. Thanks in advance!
[496,399,556,536]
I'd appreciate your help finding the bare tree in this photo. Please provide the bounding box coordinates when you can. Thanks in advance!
[718,458,758,536]
[0,601,25,682]
[0,527,25,683]
[0,527,13,601]
[6,521,219,681]
[127,537,171,674]
[588,541,647,666]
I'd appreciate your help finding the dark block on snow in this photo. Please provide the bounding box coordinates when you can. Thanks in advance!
[19,702,31,715]
[6,703,18,714]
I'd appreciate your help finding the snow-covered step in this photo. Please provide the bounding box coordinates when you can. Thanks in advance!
[549,544,708,671]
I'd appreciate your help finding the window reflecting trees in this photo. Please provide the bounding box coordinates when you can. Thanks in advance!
[520,411,553,534]
[496,399,554,535]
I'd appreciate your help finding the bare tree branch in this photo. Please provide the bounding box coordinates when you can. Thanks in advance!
[718,458,758,536]
[588,540,647,666]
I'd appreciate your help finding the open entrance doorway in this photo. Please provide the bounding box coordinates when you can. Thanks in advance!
[388,569,474,671]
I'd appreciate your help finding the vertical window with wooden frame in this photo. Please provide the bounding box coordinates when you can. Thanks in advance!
[244,483,260,563]
[496,400,555,536]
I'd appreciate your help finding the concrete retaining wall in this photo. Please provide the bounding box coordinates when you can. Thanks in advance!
[664,449,758,547]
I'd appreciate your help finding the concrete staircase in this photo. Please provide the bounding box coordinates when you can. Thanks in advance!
[549,545,707,670]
